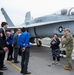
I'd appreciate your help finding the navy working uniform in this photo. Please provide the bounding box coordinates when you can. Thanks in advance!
[18,31,30,74]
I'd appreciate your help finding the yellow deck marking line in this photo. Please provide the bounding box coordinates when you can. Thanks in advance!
[5,58,21,71]
[73,49,74,52]
[7,60,21,71]
[5,58,28,75]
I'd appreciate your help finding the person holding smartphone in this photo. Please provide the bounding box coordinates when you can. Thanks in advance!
[50,33,60,65]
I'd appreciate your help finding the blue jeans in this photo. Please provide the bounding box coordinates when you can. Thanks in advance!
[52,49,60,61]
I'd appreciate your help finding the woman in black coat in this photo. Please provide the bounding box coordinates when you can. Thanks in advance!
[50,33,60,65]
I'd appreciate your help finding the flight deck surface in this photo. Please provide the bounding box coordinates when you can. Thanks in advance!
[2,45,74,75]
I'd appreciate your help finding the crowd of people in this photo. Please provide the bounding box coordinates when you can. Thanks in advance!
[0,21,73,75]
[0,22,31,75]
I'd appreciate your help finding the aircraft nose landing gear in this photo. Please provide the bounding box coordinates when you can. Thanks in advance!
[36,38,42,47]
[37,40,42,47]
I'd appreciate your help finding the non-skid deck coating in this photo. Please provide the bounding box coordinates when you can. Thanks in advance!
[2,45,74,75]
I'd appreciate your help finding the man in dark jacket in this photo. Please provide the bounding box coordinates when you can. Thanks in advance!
[13,28,21,63]
[1,22,8,40]
[0,22,8,70]
[0,29,8,71]
[50,33,60,65]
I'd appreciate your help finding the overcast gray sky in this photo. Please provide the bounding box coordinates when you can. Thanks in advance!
[0,0,74,25]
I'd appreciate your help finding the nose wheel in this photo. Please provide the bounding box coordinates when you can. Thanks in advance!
[37,40,42,47]
[36,38,42,47]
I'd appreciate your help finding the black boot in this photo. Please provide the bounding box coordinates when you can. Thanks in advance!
[0,72,3,75]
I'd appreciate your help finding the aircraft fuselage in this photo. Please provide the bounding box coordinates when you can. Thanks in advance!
[28,21,74,37]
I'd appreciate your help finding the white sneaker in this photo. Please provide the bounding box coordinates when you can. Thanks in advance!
[55,62,61,65]
[52,62,56,65]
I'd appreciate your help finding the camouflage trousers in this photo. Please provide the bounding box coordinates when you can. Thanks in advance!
[66,50,72,66]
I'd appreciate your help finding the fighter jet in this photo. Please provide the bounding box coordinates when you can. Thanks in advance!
[1,7,74,46]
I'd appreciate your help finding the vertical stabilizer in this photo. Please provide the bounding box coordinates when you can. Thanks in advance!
[25,11,31,22]
[1,8,14,27]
